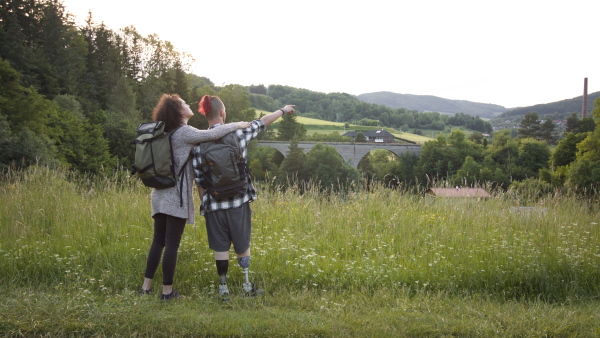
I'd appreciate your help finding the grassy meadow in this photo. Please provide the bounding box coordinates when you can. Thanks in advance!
[1,166,600,336]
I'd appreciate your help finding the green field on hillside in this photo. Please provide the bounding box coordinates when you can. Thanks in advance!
[255,109,432,144]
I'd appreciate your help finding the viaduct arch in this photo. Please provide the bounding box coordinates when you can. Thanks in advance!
[256,141,422,168]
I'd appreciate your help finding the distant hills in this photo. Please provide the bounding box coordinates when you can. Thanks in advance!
[356,91,600,121]
[496,92,600,120]
[356,91,507,119]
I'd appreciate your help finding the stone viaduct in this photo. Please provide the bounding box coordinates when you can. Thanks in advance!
[256,141,422,168]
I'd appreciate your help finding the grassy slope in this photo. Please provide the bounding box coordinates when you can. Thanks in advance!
[1,167,599,336]
[256,109,433,144]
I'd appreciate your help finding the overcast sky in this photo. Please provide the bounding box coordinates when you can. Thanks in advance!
[60,0,598,109]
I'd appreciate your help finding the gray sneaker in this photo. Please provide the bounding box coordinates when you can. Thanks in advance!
[218,284,231,302]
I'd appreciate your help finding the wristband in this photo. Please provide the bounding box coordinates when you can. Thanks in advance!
[279,108,285,116]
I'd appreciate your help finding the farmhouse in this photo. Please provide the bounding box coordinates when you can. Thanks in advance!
[425,187,491,198]
[343,129,395,143]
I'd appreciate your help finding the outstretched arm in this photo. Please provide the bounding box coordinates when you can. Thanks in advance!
[261,105,295,126]
[183,122,250,144]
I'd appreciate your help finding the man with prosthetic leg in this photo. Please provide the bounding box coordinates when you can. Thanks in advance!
[193,95,295,300]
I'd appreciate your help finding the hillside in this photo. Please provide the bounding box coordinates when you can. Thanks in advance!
[497,91,600,119]
[293,115,432,144]
[356,91,507,119]
[255,110,432,144]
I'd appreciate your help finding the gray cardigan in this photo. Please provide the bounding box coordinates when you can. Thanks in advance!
[151,123,238,224]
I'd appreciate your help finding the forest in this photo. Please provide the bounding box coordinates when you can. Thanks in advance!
[2,0,600,194]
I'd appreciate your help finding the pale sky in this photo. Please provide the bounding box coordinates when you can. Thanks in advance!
[61,0,598,109]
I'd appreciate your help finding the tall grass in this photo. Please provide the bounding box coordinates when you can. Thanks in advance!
[1,165,599,301]
[0,165,146,288]
[0,167,600,336]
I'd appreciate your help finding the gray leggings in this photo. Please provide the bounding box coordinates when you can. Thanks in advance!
[144,213,186,285]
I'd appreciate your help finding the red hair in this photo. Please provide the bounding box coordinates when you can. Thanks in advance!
[198,95,224,119]
[198,95,212,116]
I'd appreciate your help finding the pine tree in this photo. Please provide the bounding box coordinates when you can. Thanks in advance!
[538,119,556,144]
[172,60,190,101]
[277,114,306,141]
[279,139,306,183]
[517,112,541,139]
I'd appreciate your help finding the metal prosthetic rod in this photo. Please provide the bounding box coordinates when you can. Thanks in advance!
[243,268,250,284]
[243,268,251,291]
[238,256,252,293]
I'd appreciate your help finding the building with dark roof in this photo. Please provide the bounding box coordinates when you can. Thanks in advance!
[343,129,395,143]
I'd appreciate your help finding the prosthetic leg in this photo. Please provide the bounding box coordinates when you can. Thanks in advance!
[237,256,254,295]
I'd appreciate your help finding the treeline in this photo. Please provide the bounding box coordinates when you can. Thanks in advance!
[248,107,600,194]
[4,0,600,195]
[0,0,491,175]
[248,85,493,134]
[0,0,257,172]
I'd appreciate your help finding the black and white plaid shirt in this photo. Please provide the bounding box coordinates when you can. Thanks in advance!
[193,120,265,215]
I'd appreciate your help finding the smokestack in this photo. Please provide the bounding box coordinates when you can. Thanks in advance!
[582,77,588,118]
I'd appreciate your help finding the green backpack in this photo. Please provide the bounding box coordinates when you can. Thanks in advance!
[198,132,250,200]
[131,121,186,189]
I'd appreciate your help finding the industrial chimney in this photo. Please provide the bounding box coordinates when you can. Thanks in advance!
[582,77,588,118]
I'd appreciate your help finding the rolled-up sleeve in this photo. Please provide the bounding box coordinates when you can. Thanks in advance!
[243,119,265,142]
[238,120,265,157]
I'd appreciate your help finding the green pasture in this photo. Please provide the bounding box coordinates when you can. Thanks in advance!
[1,166,599,336]
[255,109,431,143]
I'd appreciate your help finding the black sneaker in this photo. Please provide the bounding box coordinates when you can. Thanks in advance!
[161,290,183,300]
[138,289,151,296]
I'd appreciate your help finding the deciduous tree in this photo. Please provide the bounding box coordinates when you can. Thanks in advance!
[219,84,254,122]
[302,143,361,191]
[355,131,366,142]
[551,132,588,167]
[514,138,551,180]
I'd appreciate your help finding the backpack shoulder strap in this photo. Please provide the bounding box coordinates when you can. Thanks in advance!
[177,151,192,208]
[167,125,188,207]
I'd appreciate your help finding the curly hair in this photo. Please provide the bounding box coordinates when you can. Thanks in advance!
[151,94,185,132]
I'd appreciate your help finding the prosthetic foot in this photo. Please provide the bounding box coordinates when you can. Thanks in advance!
[238,256,264,297]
